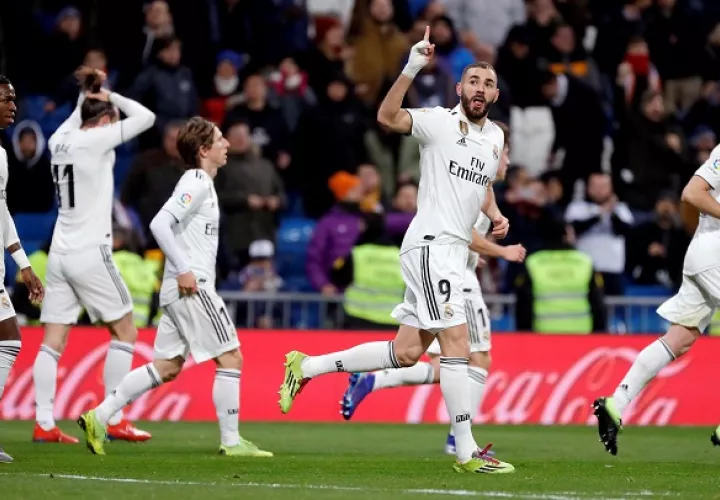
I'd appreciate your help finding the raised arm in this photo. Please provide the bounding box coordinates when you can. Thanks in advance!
[376,26,435,135]
[85,89,156,151]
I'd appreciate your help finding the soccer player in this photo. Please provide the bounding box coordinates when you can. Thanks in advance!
[340,124,527,458]
[0,75,45,463]
[32,71,155,443]
[77,117,272,458]
[278,27,515,474]
[594,143,720,455]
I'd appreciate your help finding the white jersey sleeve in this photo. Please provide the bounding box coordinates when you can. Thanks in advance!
[0,148,19,249]
[161,171,211,224]
[405,107,447,144]
[84,93,156,152]
[695,146,720,190]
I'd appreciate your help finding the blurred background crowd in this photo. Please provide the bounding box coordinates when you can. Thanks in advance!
[1,0,719,332]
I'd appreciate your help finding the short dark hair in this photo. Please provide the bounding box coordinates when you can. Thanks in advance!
[81,98,116,126]
[177,116,216,168]
[0,75,11,86]
[460,61,496,81]
[495,120,510,145]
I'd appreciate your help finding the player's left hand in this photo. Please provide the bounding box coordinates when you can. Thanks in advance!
[21,267,44,306]
[491,215,509,239]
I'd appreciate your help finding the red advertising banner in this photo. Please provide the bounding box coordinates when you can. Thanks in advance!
[0,328,716,425]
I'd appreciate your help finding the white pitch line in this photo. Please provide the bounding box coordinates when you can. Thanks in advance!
[0,472,675,500]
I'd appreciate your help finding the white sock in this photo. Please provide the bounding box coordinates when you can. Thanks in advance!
[104,340,135,426]
[613,339,675,416]
[34,344,60,430]
[440,357,475,462]
[372,362,435,390]
[96,363,162,426]
[214,368,241,447]
[301,341,401,378]
[468,366,488,420]
[0,340,21,400]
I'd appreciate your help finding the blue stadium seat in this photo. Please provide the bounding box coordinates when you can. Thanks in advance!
[624,284,672,297]
[275,217,316,278]
[20,96,50,122]
[13,212,56,242]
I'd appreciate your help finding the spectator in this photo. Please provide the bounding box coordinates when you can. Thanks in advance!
[236,239,284,329]
[524,0,563,59]
[626,192,689,290]
[357,163,387,213]
[406,20,456,109]
[267,57,317,133]
[223,73,292,172]
[129,36,199,149]
[614,89,689,210]
[364,116,421,197]
[306,172,365,295]
[347,0,409,107]
[293,75,369,218]
[565,172,634,296]
[43,6,87,94]
[645,0,708,115]
[429,15,475,84]
[615,36,662,111]
[515,219,606,333]
[540,72,606,200]
[201,50,247,125]
[391,180,418,214]
[5,121,54,214]
[121,121,186,248]
[441,0,526,50]
[299,16,351,98]
[215,122,286,270]
[544,23,602,92]
[684,81,720,141]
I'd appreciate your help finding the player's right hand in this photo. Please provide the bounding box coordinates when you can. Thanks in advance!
[502,244,526,263]
[21,268,44,305]
[177,272,198,296]
[402,26,435,77]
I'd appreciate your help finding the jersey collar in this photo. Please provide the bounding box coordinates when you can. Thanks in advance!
[452,104,486,133]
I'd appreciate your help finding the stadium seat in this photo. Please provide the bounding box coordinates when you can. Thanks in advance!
[20,96,49,122]
[275,217,316,278]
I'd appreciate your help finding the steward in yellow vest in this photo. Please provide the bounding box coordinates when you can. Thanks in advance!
[515,221,606,334]
[332,215,404,330]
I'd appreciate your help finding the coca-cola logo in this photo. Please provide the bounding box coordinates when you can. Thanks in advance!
[0,342,198,421]
[406,346,690,426]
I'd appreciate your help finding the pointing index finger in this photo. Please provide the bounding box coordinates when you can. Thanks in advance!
[424,25,430,42]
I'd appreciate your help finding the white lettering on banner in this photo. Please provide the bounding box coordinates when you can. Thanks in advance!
[0,342,195,421]
[406,347,691,426]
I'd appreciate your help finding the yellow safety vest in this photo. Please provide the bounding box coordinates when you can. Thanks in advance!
[113,251,158,328]
[709,310,720,335]
[526,249,593,334]
[344,244,404,325]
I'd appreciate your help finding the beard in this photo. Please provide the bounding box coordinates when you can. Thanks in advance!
[460,93,492,122]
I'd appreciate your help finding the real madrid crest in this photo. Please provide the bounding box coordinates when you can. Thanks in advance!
[459,120,469,137]
[444,304,454,319]
[1,296,10,309]
[493,145,499,160]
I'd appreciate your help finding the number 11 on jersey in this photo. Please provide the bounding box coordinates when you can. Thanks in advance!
[52,164,75,209]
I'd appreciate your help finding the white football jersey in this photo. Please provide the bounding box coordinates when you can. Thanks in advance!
[159,169,220,305]
[47,92,155,254]
[684,144,720,275]
[0,147,9,281]
[401,105,504,254]
[463,213,492,292]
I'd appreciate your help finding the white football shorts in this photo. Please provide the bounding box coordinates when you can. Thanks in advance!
[391,244,468,334]
[154,288,240,363]
[0,288,16,322]
[40,245,133,325]
[657,268,720,332]
[426,290,491,355]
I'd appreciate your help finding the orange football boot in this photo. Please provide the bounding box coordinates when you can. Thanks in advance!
[32,423,79,443]
[106,420,152,442]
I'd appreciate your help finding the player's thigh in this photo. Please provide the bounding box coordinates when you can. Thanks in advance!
[393,324,435,365]
[394,245,468,334]
[39,253,82,325]
[657,274,715,332]
[466,295,491,353]
[68,246,133,324]
[153,307,190,363]
[0,290,20,341]
[178,290,239,364]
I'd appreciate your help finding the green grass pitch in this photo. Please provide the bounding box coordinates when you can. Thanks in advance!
[1,421,719,499]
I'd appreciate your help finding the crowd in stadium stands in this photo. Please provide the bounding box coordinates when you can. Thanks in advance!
[1,0,720,328]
